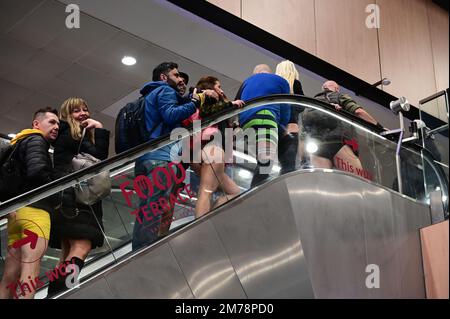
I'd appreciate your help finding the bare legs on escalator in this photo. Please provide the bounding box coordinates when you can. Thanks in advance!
[46,238,89,297]
[309,144,363,174]
[0,237,48,299]
[195,144,240,218]
[251,140,278,188]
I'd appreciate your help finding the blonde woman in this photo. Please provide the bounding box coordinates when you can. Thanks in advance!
[47,98,110,296]
[275,60,304,174]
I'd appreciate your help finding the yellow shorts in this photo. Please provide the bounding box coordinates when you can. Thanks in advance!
[7,207,50,246]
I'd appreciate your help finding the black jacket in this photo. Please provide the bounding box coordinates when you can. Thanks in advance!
[53,121,110,170]
[50,120,110,249]
[289,79,305,124]
[16,134,61,212]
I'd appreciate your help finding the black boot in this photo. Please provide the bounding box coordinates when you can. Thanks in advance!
[70,256,85,271]
[46,257,85,298]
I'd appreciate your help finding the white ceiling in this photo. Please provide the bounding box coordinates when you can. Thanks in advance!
[0,0,248,143]
[1,0,340,159]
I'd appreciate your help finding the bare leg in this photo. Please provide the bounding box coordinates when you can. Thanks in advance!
[47,238,90,297]
[18,237,48,299]
[0,247,21,299]
[158,200,175,237]
[212,174,241,209]
[66,239,91,261]
[196,145,241,218]
[195,162,221,218]
[60,239,71,262]
[190,163,202,176]
[333,145,363,174]
[310,154,333,169]
[251,141,278,187]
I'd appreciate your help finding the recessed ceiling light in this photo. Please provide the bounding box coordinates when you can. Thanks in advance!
[122,56,136,66]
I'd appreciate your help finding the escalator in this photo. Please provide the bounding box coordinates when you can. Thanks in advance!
[0,96,448,299]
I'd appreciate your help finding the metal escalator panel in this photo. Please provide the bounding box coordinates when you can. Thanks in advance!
[61,171,430,299]
[0,97,446,299]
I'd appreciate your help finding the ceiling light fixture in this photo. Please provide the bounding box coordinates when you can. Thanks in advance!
[121,56,137,66]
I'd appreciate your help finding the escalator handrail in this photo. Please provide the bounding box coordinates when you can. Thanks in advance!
[402,141,449,214]
[0,94,438,217]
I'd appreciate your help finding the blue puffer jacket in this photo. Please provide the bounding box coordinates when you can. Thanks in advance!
[139,81,197,162]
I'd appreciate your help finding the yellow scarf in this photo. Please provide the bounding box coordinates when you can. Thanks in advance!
[10,129,44,145]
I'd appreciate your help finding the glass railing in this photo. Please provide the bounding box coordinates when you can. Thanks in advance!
[0,95,447,299]
[419,89,449,172]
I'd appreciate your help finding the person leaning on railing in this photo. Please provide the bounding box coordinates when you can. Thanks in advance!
[182,76,244,218]
[275,60,305,175]
[236,64,291,187]
[0,108,61,299]
[47,97,110,297]
[130,62,220,250]
[301,80,381,172]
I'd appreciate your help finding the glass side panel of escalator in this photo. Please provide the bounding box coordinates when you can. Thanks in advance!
[1,98,448,299]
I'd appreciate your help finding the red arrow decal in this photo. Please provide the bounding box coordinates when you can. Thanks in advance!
[344,138,359,153]
[11,229,38,250]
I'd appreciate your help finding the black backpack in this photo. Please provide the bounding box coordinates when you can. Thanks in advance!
[115,87,167,155]
[114,96,149,154]
[0,141,24,202]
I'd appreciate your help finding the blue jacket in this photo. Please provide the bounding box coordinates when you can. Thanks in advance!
[237,73,291,128]
[139,81,197,162]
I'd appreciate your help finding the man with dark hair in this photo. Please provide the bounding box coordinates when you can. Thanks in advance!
[178,72,189,96]
[132,62,218,250]
[151,62,179,82]
[179,72,189,85]
[32,107,59,123]
[0,108,60,299]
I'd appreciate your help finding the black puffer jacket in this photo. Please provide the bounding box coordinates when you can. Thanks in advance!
[14,132,61,213]
[50,121,110,249]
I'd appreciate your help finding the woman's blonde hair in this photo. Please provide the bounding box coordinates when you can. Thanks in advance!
[275,60,300,94]
[59,97,95,144]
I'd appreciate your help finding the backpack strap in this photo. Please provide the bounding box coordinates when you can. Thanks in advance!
[6,133,44,169]
[4,143,20,164]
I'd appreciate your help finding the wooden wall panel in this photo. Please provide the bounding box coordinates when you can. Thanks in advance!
[207,0,241,17]
[427,1,449,92]
[420,220,449,299]
[242,0,316,55]
[315,0,381,84]
[208,0,447,116]
[378,0,437,107]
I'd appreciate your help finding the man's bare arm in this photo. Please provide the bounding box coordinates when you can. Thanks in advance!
[354,108,378,125]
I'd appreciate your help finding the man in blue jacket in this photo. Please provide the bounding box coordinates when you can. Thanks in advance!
[236,64,291,187]
[132,62,217,250]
